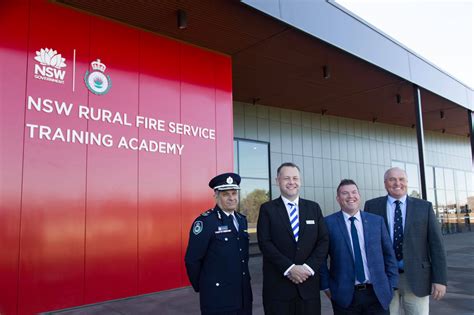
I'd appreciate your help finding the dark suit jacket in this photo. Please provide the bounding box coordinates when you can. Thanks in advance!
[320,211,398,310]
[364,196,447,297]
[257,197,329,302]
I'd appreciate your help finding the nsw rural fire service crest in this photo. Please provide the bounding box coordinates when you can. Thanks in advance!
[84,59,112,95]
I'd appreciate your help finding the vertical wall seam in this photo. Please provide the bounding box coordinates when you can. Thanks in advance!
[136,30,141,295]
[17,0,33,312]
[179,42,184,285]
[82,13,93,304]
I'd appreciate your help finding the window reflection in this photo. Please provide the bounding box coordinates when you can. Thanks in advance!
[234,139,270,235]
[238,141,269,178]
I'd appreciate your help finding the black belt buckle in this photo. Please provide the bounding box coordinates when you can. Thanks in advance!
[355,283,368,291]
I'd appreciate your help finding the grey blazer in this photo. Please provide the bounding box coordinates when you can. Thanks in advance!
[364,196,447,297]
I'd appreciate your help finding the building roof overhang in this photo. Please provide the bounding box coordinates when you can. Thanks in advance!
[55,0,473,137]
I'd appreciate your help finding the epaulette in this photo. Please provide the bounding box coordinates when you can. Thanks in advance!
[235,211,246,218]
[200,209,213,217]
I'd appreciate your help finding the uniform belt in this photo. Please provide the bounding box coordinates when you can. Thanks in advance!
[398,269,404,274]
[354,283,372,291]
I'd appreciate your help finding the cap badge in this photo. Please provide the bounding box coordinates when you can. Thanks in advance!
[226,176,233,184]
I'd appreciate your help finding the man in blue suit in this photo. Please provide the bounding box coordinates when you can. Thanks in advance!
[321,179,398,315]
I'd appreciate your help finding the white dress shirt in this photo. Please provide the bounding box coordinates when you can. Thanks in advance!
[280,196,314,276]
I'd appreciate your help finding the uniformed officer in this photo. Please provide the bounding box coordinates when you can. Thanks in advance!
[185,172,253,315]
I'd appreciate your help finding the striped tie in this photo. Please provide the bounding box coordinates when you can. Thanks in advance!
[288,202,299,242]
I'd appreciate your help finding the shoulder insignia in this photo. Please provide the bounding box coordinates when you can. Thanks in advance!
[193,221,204,235]
[201,209,212,217]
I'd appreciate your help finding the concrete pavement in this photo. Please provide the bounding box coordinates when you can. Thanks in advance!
[46,232,474,315]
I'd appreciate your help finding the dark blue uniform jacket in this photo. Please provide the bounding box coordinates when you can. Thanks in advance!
[185,206,253,314]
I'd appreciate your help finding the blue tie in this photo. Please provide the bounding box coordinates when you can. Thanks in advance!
[393,200,404,261]
[288,202,299,242]
[349,217,366,283]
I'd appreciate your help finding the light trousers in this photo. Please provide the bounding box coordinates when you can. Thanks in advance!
[390,273,429,315]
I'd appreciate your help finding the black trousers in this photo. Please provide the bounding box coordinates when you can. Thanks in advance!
[263,296,321,315]
[202,304,252,315]
[331,286,388,315]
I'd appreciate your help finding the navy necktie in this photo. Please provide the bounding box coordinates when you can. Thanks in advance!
[393,200,404,261]
[349,217,366,283]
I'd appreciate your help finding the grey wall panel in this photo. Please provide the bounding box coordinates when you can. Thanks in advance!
[321,116,330,131]
[323,158,333,187]
[258,118,270,141]
[292,125,303,155]
[234,113,245,138]
[270,121,282,153]
[332,160,341,187]
[270,152,282,177]
[234,102,473,216]
[256,105,269,119]
[339,134,348,161]
[281,123,293,154]
[330,132,340,160]
[312,130,323,158]
[347,135,356,162]
[321,131,332,159]
[340,160,349,179]
[313,157,324,187]
[244,115,258,139]
[302,127,313,157]
[311,113,321,130]
[303,156,315,187]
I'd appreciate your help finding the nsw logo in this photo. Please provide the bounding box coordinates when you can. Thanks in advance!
[84,59,112,95]
[34,48,67,84]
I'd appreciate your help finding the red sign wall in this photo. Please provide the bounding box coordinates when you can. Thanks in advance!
[0,0,233,314]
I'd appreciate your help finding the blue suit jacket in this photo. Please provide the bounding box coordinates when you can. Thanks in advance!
[320,210,398,310]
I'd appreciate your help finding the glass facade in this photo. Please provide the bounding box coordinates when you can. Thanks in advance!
[234,138,271,235]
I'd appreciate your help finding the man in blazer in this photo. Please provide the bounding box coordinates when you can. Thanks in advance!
[364,167,447,315]
[257,162,329,315]
[321,179,398,314]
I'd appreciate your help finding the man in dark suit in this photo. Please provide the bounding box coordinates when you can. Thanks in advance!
[364,167,447,315]
[257,162,329,315]
[185,172,252,315]
[321,179,398,314]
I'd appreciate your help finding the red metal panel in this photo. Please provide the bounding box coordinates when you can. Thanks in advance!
[179,44,219,285]
[214,54,234,173]
[0,1,28,314]
[1,0,235,312]
[137,32,182,294]
[18,1,89,313]
[84,17,139,304]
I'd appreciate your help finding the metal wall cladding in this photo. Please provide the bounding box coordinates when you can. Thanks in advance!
[0,0,233,314]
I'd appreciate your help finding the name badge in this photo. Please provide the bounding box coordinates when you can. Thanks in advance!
[306,220,315,224]
[215,229,232,234]
[215,225,232,234]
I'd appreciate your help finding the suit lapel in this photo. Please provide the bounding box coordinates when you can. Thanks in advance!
[275,198,295,241]
[404,196,413,236]
[297,199,307,240]
[336,211,353,256]
[379,196,390,231]
[360,211,371,254]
